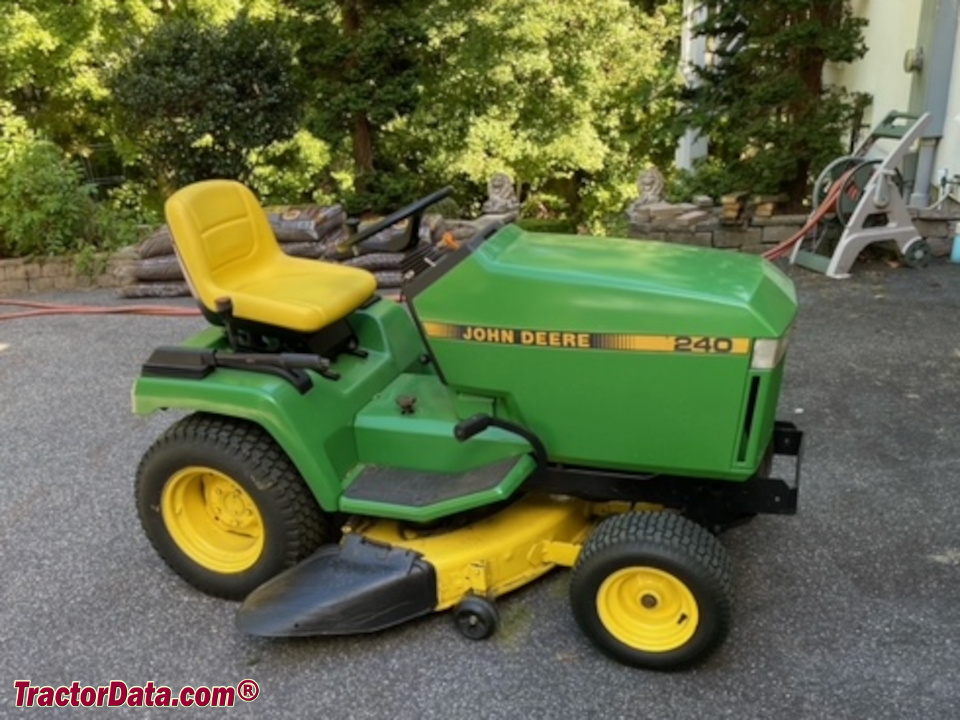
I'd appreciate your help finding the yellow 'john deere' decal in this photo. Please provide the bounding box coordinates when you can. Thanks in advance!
[421,322,751,355]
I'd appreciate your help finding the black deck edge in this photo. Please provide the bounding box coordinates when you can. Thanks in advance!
[237,535,437,637]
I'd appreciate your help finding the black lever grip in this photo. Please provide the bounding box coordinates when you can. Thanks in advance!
[454,414,492,441]
[453,414,548,466]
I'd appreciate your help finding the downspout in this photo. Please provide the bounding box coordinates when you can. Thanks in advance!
[908,0,960,207]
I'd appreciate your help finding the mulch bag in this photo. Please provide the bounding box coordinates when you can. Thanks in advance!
[373,271,404,289]
[265,204,346,242]
[342,252,405,271]
[131,255,184,282]
[136,226,175,259]
[282,229,348,260]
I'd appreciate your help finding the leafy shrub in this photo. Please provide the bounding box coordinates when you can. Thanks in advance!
[247,130,333,205]
[0,139,93,257]
[515,218,578,234]
[111,15,304,190]
[665,157,741,204]
[0,103,144,258]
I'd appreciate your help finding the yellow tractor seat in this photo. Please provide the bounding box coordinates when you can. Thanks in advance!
[164,180,377,335]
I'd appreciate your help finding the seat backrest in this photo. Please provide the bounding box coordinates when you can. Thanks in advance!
[164,180,280,311]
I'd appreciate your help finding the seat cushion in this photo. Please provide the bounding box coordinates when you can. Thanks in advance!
[221,254,377,333]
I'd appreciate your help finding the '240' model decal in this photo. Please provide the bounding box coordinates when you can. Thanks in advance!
[422,322,752,355]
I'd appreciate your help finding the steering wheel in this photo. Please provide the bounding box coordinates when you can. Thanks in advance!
[339,187,454,254]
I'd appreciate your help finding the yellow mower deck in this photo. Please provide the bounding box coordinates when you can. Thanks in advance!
[351,494,594,610]
[237,496,598,637]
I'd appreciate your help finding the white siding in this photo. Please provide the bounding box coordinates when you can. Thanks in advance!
[823,1,923,134]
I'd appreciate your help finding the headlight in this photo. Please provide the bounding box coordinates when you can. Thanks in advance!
[750,333,790,370]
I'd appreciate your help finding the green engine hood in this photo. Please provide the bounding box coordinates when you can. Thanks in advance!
[414,226,796,338]
[408,226,798,479]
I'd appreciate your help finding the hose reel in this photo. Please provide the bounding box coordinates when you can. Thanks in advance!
[789,111,932,278]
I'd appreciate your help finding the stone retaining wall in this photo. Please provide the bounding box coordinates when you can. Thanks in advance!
[628,214,808,253]
[0,250,136,296]
[628,208,958,255]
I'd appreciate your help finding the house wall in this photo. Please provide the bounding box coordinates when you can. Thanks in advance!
[824,1,960,202]
[823,1,922,136]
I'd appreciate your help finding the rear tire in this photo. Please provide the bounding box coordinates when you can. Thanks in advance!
[136,413,333,600]
[570,512,732,670]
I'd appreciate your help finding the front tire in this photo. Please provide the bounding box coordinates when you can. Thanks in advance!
[570,512,732,670]
[136,413,333,600]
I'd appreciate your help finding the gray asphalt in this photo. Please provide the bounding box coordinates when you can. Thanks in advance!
[2,259,960,719]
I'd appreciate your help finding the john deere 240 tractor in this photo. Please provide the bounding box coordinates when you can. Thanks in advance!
[134,180,802,670]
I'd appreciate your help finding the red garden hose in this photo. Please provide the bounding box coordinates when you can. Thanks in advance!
[0,298,201,321]
[762,166,860,261]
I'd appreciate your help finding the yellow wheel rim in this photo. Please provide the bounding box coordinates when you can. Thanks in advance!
[596,567,700,653]
[160,466,265,574]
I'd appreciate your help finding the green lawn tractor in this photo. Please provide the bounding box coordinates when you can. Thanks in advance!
[133,180,802,671]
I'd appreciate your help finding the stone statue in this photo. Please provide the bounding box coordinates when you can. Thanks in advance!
[636,167,666,205]
[481,172,521,214]
[626,166,667,224]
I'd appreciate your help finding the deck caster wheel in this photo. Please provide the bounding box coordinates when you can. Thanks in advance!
[454,596,499,640]
[902,239,931,268]
[570,512,732,670]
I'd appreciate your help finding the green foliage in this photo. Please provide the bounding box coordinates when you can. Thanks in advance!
[0,106,91,256]
[401,0,683,228]
[679,0,868,203]
[0,0,687,249]
[291,0,436,209]
[665,157,738,203]
[0,1,165,148]
[246,129,334,205]
[110,14,304,190]
[0,103,143,258]
[515,217,578,234]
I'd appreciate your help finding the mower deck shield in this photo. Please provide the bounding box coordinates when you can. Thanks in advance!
[237,535,437,637]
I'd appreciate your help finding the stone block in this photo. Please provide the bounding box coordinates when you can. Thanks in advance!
[751,214,808,226]
[627,222,653,237]
[762,225,802,245]
[713,227,761,249]
[40,260,71,278]
[927,237,952,258]
[29,277,56,292]
[914,219,951,239]
[648,202,696,221]
[675,210,711,226]
[5,261,28,281]
[740,244,768,255]
[0,279,25,296]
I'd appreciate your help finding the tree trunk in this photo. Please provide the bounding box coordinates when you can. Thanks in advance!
[342,0,375,190]
[352,111,375,179]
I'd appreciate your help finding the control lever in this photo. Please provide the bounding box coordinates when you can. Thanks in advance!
[454,414,548,466]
